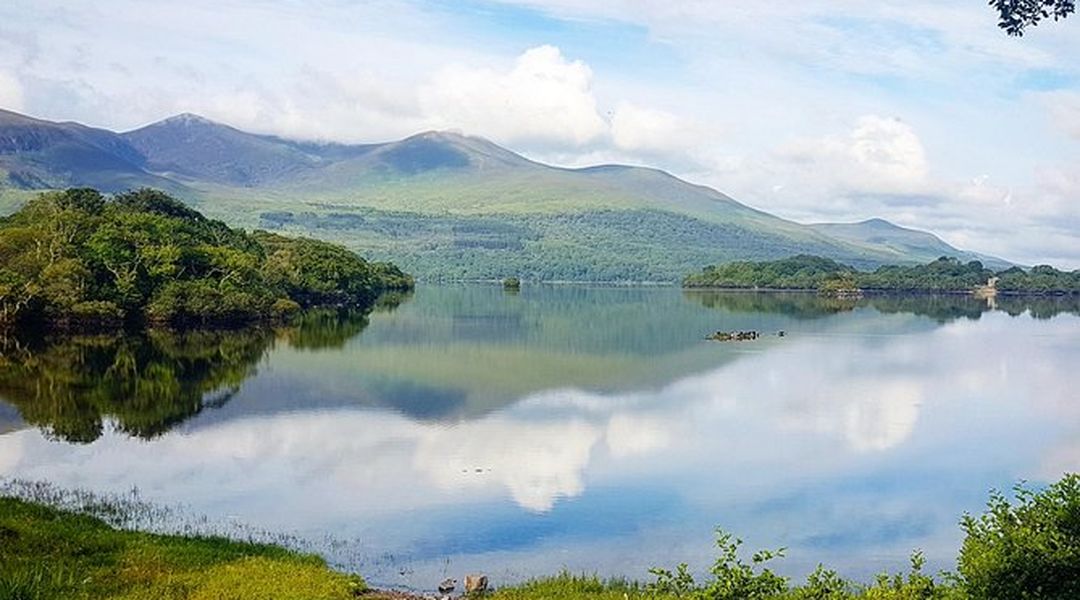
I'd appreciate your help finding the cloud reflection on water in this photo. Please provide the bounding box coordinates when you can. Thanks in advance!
[0,294,1077,585]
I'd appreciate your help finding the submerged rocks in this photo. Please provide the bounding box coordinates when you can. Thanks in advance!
[706,330,786,342]
[707,330,761,342]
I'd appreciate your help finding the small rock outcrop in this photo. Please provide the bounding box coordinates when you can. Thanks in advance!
[465,574,489,594]
[437,578,456,595]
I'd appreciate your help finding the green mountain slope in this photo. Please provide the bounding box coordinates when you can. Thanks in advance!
[0,109,1011,281]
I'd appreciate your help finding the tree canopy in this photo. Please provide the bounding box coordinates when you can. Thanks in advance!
[0,188,413,329]
[993,0,1075,35]
[684,255,1080,294]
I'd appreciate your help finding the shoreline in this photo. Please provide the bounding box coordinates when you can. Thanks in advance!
[682,286,1080,297]
[2,286,1076,336]
[4,474,1080,599]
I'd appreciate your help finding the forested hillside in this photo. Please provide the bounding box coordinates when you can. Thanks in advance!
[0,188,412,328]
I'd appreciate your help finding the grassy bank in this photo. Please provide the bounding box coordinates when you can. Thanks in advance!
[0,496,372,600]
[2,474,1078,599]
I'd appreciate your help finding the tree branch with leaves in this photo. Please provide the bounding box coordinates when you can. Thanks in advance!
[992,0,1075,35]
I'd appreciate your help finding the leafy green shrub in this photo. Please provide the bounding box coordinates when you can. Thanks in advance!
[861,552,959,600]
[271,298,302,318]
[68,301,123,325]
[648,528,788,599]
[958,475,1080,599]
[787,565,853,599]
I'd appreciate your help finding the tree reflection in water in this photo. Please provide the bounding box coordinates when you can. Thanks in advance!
[684,290,1080,323]
[0,304,397,444]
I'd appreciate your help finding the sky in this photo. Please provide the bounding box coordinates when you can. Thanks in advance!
[0,0,1078,266]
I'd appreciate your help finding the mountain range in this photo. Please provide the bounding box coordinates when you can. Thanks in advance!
[0,108,1010,281]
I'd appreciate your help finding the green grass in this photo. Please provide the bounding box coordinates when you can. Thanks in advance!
[487,573,652,599]
[0,497,368,600]
[5,474,1080,599]
[0,498,969,600]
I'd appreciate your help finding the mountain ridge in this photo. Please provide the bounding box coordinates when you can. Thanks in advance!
[809,219,1010,268]
[0,109,1013,279]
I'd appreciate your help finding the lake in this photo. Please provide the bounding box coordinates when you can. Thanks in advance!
[1,286,1078,590]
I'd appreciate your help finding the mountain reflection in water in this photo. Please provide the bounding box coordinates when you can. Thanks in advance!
[0,287,1077,588]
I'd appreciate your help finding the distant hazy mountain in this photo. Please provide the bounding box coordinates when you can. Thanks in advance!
[810,219,1012,270]
[0,109,183,193]
[0,109,1012,281]
[122,113,375,186]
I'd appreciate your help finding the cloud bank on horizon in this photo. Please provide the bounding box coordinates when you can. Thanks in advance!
[0,0,1078,267]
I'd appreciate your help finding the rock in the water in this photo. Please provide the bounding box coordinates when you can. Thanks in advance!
[438,578,456,594]
[707,329,760,342]
[465,574,489,593]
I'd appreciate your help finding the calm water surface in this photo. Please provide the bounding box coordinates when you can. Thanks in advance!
[1,286,1079,589]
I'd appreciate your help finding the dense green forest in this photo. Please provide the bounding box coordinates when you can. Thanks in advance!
[0,188,412,328]
[684,255,1080,294]
[256,208,913,282]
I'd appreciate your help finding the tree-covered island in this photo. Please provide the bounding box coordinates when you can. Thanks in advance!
[684,254,1080,295]
[0,188,413,329]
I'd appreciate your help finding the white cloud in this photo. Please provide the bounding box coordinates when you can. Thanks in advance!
[1039,90,1080,140]
[0,71,24,111]
[842,381,923,452]
[413,416,601,512]
[846,116,929,189]
[604,414,670,458]
[420,45,607,149]
[778,115,930,197]
[611,102,691,154]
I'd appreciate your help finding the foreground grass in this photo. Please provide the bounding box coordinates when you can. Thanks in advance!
[486,563,961,600]
[0,497,368,600]
[487,574,654,599]
[3,474,1078,599]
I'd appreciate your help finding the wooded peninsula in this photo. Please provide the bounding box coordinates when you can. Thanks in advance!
[684,254,1080,295]
[0,188,413,329]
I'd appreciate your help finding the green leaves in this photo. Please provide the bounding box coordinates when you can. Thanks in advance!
[647,528,788,599]
[992,0,1076,36]
[958,475,1080,599]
